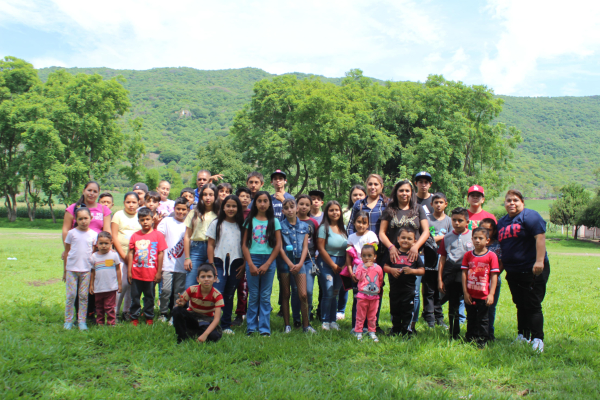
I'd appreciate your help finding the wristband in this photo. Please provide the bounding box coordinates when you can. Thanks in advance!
[388,245,395,250]
[185,257,191,260]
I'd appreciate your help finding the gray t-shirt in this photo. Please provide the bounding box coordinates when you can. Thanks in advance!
[428,214,452,248]
[90,250,121,293]
[438,230,474,283]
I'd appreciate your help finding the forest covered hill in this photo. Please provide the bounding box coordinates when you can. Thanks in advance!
[37,66,600,197]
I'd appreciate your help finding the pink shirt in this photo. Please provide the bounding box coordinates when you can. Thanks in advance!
[355,263,384,300]
[66,203,111,233]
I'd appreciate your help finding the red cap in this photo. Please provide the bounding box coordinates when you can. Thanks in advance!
[468,185,485,196]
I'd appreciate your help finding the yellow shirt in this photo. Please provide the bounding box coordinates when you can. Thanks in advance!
[111,210,141,250]
[184,211,217,241]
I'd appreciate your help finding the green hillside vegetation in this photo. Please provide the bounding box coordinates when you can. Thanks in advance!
[37,67,600,197]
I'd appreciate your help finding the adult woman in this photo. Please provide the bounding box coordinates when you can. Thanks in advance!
[379,180,430,332]
[343,185,367,226]
[497,189,549,352]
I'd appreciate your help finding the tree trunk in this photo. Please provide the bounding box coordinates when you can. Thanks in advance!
[5,193,17,222]
[574,225,579,240]
[48,194,57,223]
[25,181,34,221]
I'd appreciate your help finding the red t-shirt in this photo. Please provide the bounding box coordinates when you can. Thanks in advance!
[129,230,168,281]
[467,210,497,230]
[183,285,224,317]
[461,250,500,299]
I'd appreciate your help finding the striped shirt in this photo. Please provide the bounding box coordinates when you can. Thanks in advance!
[346,196,387,238]
[183,285,224,317]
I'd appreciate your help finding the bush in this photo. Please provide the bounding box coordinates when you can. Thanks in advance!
[0,207,65,220]
[491,206,508,221]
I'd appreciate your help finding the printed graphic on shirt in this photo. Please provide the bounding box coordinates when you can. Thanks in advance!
[167,238,185,262]
[498,223,522,241]
[391,214,419,229]
[93,258,115,271]
[252,224,267,244]
[466,263,490,294]
[135,239,157,268]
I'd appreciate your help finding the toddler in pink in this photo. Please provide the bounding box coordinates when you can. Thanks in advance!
[353,244,383,342]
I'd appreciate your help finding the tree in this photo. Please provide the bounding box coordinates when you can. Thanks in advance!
[119,117,146,184]
[197,136,254,191]
[145,169,160,193]
[549,183,591,239]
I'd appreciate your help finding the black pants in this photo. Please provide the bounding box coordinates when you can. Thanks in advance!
[506,260,550,341]
[447,281,463,339]
[389,285,415,335]
[172,307,222,343]
[130,279,155,320]
[421,270,443,324]
[465,298,489,344]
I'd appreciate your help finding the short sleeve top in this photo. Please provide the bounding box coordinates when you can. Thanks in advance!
[247,218,282,255]
[184,211,217,241]
[65,228,98,272]
[317,226,348,257]
[497,208,548,273]
[112,210,141,249]
[66,203,111,233]
[382,206,427,244]
[206,219,243,262]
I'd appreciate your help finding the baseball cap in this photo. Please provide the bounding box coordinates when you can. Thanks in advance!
[133,182,149,193]
[414,171,432,182]
[468,185,485,196]
[308,190,325,200]
[270,169,287,180]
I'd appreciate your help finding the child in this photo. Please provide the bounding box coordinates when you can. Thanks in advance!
[480,218,503,341]
[157,197,189,323]
[423,192,452,328]
[242,191,282,336]
[145,191,163,227]
[309,190,325,225]
[354,244,383,342]
[63,207,98,330]
[132,183,148,208]
[172,263,224,343]
[127,207,167,326]
[270,170,295,220]
[98,193,114,210]
[111,192,141,321]
[231,187,252,326]
[384,227,425,336]
[278,198,315,333]
[183,183,218,289]
[461,227,499,346]
[235,187,252,220]
[157,180,175,216]
[346,211,379,330]
[89,231,122,326]
[438,207,473,339]
[295,194,319,324]
[180,188,196,209]
[466,185,497,229]
[207,195,245,335]
[216,182,233,202]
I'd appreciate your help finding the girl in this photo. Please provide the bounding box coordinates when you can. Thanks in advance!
[480,217,503,341]
[296,194,319,324]
[157,180,175,216]
[111,192,141,321]
[184,184,218,289]
[63,207,99,330]
[279,198,315,333]
[343,185,367,225]
[242,191,282,336]
[316,200,348,331]
[216,182,233,202]
[354,245,383,342]
[207,195,245,335]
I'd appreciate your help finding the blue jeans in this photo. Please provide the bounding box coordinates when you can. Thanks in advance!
[186,241,208,289]
[337,290,348,314]
[213,257,243,330]
[291,260,315,322]
[488,275,502,339]
[317,255,344,323]
[246,254,277,334]
[412,274,422,323]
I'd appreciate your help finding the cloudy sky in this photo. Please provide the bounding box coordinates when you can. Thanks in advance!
[1,0,599,96]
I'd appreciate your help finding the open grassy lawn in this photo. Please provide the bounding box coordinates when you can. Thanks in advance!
[0,227,598,399]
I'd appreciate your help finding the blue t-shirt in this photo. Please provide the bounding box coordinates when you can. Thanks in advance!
[317,226,348,257]
[249,218,282,255]
[271,192,295,220]
[497,208,548,273]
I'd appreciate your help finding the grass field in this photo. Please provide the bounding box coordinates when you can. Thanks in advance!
[1,226,599,399]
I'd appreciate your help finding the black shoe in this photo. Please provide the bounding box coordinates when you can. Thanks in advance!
[376,327,385,335]
[261,332,271,337]
[387,329,400,337]
[123,312,132,322]
[231,315,243,326]
[309,313,314,321]
[293,320,301,328]
[246,331,255,337]
[436,319,448,329]
[276,309,283,317]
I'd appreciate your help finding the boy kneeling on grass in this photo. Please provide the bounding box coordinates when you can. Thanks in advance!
[173,263,224,343]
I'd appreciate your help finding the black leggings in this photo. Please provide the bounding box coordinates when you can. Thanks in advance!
[172,307,222,343]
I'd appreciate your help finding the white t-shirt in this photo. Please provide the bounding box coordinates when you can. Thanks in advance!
[347,231,379,256]
[65,228,98,272]
[206,219,243,262]
[90,250,121,293]
[157,216,187,273]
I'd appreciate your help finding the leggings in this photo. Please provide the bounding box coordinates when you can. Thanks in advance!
[116,261,131,315]
[65,271,91,323]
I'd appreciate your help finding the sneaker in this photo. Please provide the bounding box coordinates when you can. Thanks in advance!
[376,327,385,335]
[321,322,331,331]
[436,319,449,329]
[276,309,283,317]
[284,325,292,334]
[123,312,132,322]
[223,329,235,335]
[531,338,544,353]
[330,322,340,331]
[303,326,317,334]
[336,312,345,321]
[132,319,139,327]
[146,319,154,325]
[158,315,168,323]
[246,331,255,337]
[356,333,363,341]
[64,322,73,330]
[260,332,271,337]
[231,315,244,326]
[168,317,173,326]
[513,334,530,344]
[368,332,379,342]
[78,322,88,331]
[293,320,301,328]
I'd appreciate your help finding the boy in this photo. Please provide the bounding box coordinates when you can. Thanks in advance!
[422,192,452,328]
[414,171,434,213]
[461,227,499,347]
[236,187,252,220]
[270,170,295,219]
[437,207,473,339]
[384,227,425,336]
[308,190,325,225]
[132,183,148,208]
[98,193,114,210]
[246,171,264,200]
[157,197,189,323]
[216,182,233,202]
[180,188,196,209]
[89,231,122,326]
[172,263,224,343]
[145,191,163,227]
[466,185,497,230]
[156,180,175,216]
[127,207,167,326]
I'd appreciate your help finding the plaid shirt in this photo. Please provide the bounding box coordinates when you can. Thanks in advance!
[346,196,387,238]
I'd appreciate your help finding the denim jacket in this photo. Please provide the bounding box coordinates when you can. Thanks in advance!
[280,217,309,260]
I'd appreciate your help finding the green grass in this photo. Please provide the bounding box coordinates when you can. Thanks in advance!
[0,229,598,399]
[0,218,63,230]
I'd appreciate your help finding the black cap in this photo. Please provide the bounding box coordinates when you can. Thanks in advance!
[308,190,325,200]
[414,171,432,182]
[270,169,287,180]
[133,182,149,192]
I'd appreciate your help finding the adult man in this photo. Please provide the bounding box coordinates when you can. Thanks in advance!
[194,170,223,203]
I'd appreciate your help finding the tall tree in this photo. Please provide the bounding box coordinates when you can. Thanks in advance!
[119,117,146,184]
[550,183,591,239]
[197,136,254,191]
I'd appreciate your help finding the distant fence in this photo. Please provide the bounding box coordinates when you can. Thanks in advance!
[0,207,65,220]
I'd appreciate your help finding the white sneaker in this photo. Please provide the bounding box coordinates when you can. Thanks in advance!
[513,334,530,344]
[223,328,235,335]
[336,312,345,321]
[284,325,292,333]
[330,322,340,331]
[168,317,173,326]
[303,326,317,334]
[531,338,544,353]
[321,322,330,331]
[356,333,363,341]
[368,332,379,343]
[158,315,168,323]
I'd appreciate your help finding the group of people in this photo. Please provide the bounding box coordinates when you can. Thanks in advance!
[61,169,550,351]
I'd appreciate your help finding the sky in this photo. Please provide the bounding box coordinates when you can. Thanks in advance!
[1,0,600,97]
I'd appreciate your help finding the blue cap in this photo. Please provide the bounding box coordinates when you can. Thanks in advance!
[414,171,432,181]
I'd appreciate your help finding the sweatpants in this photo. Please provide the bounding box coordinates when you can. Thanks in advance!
[355,298,379,333]
[506,260,550,341]
[421,269,443,324]
[389,285,415,335]
[465,298,489,344]
[116,261,131,316]
[235,275,248,316]
[130,279,155,321]
[65,271,90,324]
[95,290,117,325]
[160,272,186,317]
[447,282,463,339]
[172,306,222,343]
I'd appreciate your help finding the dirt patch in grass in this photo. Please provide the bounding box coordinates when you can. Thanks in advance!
[27,278,61,287]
